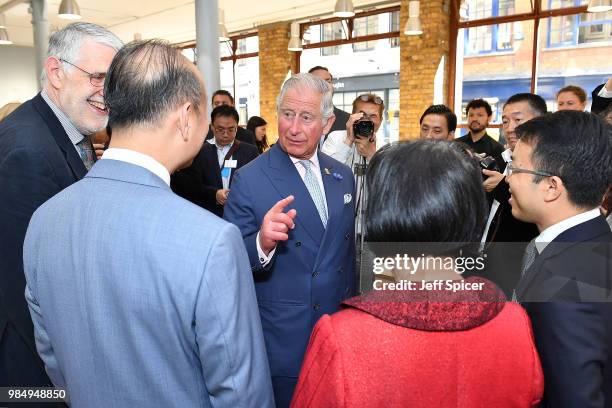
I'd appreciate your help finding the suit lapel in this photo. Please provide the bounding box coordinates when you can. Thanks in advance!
[32,94,87,180]
[314,152,345,267]
[262,144,325,243]
[516,216,611,299]
[204,144,223,188]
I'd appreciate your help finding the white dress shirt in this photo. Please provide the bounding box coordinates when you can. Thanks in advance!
[256,148,328,266]
[480,148,513,248]
[598,84,612,98]
[534,208,601,254]
[101,148,171,186]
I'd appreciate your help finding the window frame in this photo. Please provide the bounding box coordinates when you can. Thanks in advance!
[463,0,516,55]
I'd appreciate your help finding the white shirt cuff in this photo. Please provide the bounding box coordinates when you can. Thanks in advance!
[598,84,612,98]
[256,231,276,266]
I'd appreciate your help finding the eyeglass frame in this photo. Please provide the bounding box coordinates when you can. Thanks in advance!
[507,162,557,179]
[213,125,238,135]
[358,94,383,105]
[59,58,106,87]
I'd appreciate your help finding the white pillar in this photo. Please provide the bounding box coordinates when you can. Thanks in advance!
[195,0,220,103]
[30,0,48,91]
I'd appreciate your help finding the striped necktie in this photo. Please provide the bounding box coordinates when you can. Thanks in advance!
[299,160,328,227]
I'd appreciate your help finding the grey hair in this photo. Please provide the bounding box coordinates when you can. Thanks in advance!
[276,73,334,124]
[41,22,123,84]
[105,40,203,130]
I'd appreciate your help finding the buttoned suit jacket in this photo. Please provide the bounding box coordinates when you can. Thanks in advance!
[171,141,258,217]
[516,216,612,408]
[0,93,87,388]
[23,158,274,407]
[223,143,356,406]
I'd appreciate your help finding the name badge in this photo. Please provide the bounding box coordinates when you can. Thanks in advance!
[224,159,237,169]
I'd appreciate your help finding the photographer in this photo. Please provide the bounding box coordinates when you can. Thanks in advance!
[322,93,383,169]
[322,94,384,292]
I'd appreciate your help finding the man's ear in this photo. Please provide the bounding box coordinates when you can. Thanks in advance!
[44,57,64,89]
[447,130,455,141]
[542,175,563,203]
[177,102,192,141]
[322,113,336,135]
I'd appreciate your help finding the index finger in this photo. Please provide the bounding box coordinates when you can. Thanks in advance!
[269,195,295,214]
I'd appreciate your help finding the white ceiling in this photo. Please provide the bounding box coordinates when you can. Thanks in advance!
[1,0,399,47]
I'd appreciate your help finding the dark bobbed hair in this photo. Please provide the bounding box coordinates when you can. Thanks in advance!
[246,115,267,132]
[504,93,547,117]
[420,104,457,132]
[212,89,234,104]
[557,85,587,103]
[516,110,612,208]
[211,105,239,124]
[365,140,487,251]
[105,40,202,130]
[247,115,269,153]
[466,98,492,116]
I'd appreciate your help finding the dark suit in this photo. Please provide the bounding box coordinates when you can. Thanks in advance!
[171,141,258,217]
[482,179,539,296]
[328,106,350,135]
[205,126,256,145]
[0,93,87,389]
[516,215,612,407]
[592,83,611,115]
[223,143,356,407]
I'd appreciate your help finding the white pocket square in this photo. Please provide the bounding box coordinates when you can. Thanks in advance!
[344,194,352,204]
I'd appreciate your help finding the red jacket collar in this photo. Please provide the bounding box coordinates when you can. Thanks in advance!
[342,277,507,331]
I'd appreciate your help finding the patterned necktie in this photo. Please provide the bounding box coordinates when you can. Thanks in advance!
[512,239,538,302]
[76,136,97,171]
[299,160,328,228]
[521,239,538,278]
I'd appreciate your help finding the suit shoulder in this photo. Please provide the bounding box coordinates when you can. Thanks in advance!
[319,151,352,175]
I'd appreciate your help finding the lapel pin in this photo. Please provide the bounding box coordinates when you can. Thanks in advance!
[332,172,343,181]
[323,168,331,175]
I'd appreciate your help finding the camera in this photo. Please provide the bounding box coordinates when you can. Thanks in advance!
[353,120,374,138]
[478,156,500,179]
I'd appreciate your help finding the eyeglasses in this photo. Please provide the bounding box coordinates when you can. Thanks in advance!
[60,59,106,87]
[213,126,237,135]
[358,94,383,105]
[507,163,556,178]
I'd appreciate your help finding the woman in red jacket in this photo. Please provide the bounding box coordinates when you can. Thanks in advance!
[291,140,544,408]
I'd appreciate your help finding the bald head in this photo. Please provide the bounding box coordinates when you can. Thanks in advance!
[105,39,206,131]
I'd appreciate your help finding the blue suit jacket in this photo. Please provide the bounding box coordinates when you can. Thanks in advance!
[224,144,356,403]
[517,216,612,407]
[23,158,274,407]
[0,93,86,388]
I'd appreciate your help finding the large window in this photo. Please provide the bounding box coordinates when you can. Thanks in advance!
[298,7,401,144]
[451,0,612,132]
[464,0,516,55]
[179,34,259,125]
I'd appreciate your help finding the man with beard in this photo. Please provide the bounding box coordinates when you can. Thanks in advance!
[0,22,122,391]
[456,98,504,170]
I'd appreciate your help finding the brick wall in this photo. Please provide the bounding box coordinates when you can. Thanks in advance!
[258,22,298,144]
[399,0,450,140]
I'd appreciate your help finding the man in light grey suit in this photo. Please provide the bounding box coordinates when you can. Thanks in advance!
[23,40,274,407]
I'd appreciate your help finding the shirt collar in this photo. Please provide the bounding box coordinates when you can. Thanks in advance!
[41,89,85,146]
[101,148,171,186]
[290,147,320,169]
[535,208,601,253]
[501,148,512,163]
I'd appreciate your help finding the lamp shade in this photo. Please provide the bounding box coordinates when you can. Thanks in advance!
[334,0,355,18]
[58,0,82,20]
[404,1,423,35]
[587,0,612,12]
[0,27,12,45]
[288,22,302,51]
